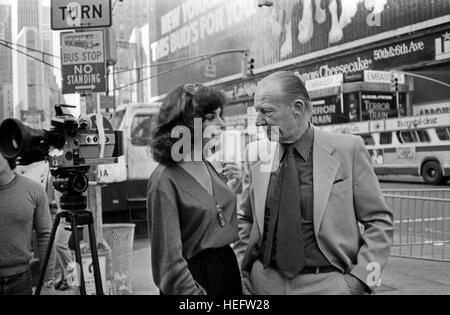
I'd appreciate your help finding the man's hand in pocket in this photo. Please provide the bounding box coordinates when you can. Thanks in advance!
[242,276,254,295]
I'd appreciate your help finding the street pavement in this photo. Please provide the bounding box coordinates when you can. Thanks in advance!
[130,238,450,295]
[41,237,450,295]
[379,257,450,295]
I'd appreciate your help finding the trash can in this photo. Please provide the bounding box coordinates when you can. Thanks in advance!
[103,224,135,295]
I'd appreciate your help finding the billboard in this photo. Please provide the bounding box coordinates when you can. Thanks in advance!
[361,92,398,121]
[311,95,344,126]
[150,0,450,95]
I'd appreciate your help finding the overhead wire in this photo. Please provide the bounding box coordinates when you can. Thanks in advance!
[0,41,61,71]
[0,37,60,59]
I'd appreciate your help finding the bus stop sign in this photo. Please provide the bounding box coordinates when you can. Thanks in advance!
[51,0,112,30]
[61,30,107,94]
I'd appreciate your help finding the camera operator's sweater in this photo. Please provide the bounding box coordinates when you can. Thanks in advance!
[0,175,52,277]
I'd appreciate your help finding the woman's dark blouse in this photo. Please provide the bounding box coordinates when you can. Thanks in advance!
[147,162,239,295]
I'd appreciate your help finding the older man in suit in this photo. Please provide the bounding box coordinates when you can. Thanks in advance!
[234,71,394,295]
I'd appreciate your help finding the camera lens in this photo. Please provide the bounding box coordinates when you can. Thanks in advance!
[12,139,19,150]
[11,130,21,150]
[0,119,47,159]
[0,120,23,158]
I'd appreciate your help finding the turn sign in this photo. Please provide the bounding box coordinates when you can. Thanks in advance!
[51,0,112,30]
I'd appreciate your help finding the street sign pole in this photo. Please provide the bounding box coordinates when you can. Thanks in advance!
[80,93,87,114]
[53,1,112,288]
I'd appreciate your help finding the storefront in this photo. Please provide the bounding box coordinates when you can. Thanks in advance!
[213,25,449,127]
[306,71,408,126]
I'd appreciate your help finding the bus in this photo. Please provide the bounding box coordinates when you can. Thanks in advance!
[320,114,450,185]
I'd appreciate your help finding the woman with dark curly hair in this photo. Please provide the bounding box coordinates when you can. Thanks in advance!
[147,84,242,295]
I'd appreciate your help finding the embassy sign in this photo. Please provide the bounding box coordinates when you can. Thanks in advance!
[51,0,112,30]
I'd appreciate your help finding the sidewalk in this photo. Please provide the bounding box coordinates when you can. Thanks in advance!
[378,257,450,295]
[131,239,159,295]
[130,239,450,295]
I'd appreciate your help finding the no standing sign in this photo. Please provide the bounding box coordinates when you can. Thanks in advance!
[61,30,107,94]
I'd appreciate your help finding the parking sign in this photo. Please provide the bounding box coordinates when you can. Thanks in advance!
[61,30,107,94]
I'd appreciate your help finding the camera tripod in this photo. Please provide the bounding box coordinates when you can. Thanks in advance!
[35,168,104,296]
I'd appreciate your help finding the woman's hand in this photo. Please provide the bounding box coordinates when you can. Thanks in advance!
[222,162,243,192]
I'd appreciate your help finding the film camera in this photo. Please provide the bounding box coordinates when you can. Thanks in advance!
[0,104,124,295]
[0,105,123,205]
[0,104,123,208]
[0,105,122,169]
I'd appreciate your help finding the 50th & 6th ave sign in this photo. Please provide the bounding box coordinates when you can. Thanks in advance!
[61,30,107,94]
[51,0,112,30]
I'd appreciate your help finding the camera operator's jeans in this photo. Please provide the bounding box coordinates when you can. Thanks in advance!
[0,271,32,296]
[53,220,73,283]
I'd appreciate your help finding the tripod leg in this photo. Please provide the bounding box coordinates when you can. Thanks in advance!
[35,214,62,295]
[88,222,105,295]
[70,215,87,296]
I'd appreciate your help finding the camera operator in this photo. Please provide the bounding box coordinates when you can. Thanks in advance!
[0,153,53,295]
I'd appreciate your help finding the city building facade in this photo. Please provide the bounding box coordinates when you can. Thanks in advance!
[15,26,47,128]
[112,0,154,106]
[148,0,450,130]
[0,1,13,122]
[112,0,151,42]
[4,0,61,128]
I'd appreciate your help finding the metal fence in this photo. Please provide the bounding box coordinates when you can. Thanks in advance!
[382,189,450,200]
[383,192,450,262]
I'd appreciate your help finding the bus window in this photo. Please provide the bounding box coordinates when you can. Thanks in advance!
[417,130,431,143]
[436,128,450,141]
[399,131,416,143]
[131,114,154,146]
[396,132,403,144]
[361,134,375,146]
[380,132,392,145]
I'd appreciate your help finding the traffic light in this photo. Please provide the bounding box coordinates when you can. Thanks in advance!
[391,74,399,93]
[242,54,255,79]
